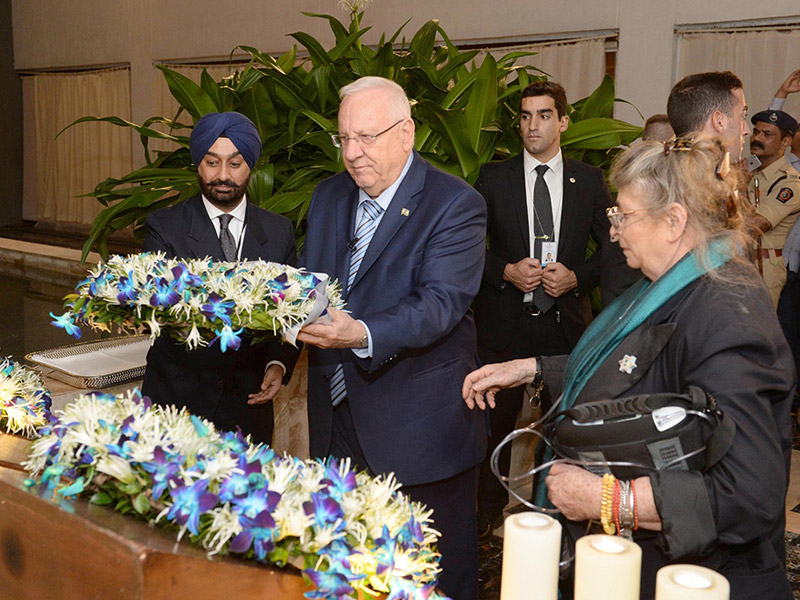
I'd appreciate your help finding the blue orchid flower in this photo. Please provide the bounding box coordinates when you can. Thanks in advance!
[373,525,397,575]
[200,292,235,325]
[116,270,138,304]
[218,457,265,502]
[171,263,203,292]
[77,272,108,297]
[149,277,181,308]
[321,459,357,499]
[303,491,344,528]
[213,325,244,353]
[190,415,210,437]
[318,539,355,567]
[57,476,85,498]
[50,312,82,339]
[166,479,218,536]
[302,566,355,600]
[386,577,437,600]
[231,488,281,520]
[229,509,277,560]
[219,429,249,454]
[141,446,181,500]
[395,515,425,549]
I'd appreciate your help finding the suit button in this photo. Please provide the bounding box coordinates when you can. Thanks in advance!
[322,375,330,383]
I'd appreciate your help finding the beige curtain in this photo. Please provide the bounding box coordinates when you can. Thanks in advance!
[150,63,236,153]
[481,37,607,103]
[677,29,800,126]
[32,68,133,224]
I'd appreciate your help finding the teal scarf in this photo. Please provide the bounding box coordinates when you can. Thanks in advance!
[534,241,733,506]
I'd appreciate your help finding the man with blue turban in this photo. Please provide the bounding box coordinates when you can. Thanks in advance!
[141,111,298,444]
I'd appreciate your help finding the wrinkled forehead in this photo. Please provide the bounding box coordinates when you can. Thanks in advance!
[338,89,392,131]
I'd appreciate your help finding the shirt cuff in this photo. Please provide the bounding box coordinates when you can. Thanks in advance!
[265,360,287,376]
[769,97,786,111]
[351,320,373,358]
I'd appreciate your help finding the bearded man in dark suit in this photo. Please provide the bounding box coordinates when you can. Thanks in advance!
[141,112,297,444]
[473,81,637,538]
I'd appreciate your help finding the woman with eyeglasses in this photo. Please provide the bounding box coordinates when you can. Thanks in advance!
[463,137,794,600]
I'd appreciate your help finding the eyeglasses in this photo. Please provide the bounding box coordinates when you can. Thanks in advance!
[606,206,647,229]
[331,119,404,148]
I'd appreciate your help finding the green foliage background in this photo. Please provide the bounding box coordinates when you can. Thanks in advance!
[68,9,641,262]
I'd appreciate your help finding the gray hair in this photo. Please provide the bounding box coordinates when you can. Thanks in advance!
[339,76,411,120]
[609,137,753,278]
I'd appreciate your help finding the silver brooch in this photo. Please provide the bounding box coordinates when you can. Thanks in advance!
[618,354,637,374]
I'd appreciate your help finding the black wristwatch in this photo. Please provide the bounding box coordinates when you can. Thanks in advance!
[526,357,544,407]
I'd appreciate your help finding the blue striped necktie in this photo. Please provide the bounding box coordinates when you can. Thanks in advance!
[330,199,384,406]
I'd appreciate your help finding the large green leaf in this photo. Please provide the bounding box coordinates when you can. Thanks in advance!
[464,53,497,152]
[575,74,615,119]
[156,65,217,120]
[562,118,642,149]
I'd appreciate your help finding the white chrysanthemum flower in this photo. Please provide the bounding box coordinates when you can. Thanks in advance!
[204,504,242,555]
[96,454,136,483]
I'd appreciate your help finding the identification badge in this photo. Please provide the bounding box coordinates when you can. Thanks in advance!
[541,241,558,265]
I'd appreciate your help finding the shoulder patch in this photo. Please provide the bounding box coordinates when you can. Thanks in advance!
[778,187,794,203]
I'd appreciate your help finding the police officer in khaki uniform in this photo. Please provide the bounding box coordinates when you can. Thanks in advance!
[749,109,800,307]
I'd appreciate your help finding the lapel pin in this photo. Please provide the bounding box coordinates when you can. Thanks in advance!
[401,208,410,217]
[618,354,638,374]
[569,177,576,184]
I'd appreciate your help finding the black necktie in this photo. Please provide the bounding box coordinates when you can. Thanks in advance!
[218,214,237,262]
[533,164,555,313]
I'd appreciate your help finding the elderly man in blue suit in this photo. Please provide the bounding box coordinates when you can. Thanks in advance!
[297,77,487,600]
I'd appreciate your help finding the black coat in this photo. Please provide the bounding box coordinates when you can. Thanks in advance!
[541,262,795,600]
[140,195,298,443]
[474,153,638,351]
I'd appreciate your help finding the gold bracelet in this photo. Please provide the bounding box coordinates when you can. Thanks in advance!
[600,473,617,535]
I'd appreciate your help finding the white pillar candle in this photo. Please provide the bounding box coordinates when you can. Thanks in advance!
[500,512,562,600]
[655,565,729,600]
[574,534,642,600]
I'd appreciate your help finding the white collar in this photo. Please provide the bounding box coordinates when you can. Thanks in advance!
[523,148,563,176]
[202,194,248,223]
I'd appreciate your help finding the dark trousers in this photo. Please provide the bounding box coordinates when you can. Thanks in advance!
[477,307,572,519]
[330,400,479,600]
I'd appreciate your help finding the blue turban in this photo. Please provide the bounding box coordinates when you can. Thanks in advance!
[190,112,262,169]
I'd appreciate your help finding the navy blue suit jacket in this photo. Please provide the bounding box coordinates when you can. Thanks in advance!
[301,152,488,485]
[140,195,297,442]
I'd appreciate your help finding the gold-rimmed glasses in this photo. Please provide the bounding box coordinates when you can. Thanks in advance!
[331,119,404,148]
[606,205,647,230]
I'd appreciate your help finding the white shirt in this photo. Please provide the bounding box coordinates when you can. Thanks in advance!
[352,152,414,358]
[522,148,564,301]
[202,194,248,260]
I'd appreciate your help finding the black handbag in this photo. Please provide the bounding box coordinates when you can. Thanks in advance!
[543,386,736,479]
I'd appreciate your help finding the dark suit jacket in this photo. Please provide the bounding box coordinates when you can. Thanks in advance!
[541,263,794,600]
[140,194,298,443]
[474,153,637,352]
[301,152,488,486]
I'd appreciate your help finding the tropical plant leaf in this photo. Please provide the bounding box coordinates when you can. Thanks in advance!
[156,65,217,120]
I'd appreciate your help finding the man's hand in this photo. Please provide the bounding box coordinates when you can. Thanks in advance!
[462,358,538,410]
[248,364,284,404]
[777,69,800,99]
[296,308,366,349]
[503,258,543,293]
[541,262,577,297]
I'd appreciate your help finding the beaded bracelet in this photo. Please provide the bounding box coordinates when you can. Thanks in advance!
[600,473,616,535]
[612,479,621,534]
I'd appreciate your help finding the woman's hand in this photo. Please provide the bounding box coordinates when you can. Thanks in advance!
[545,462,602,522]
[462,358,538,410]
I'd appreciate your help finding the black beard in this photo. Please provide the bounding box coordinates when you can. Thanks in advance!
[198,175,250,207]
